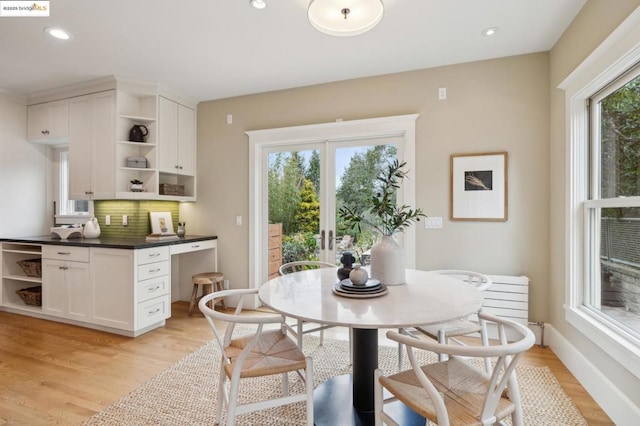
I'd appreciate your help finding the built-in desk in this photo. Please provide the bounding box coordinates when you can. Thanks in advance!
[0,235,217,336]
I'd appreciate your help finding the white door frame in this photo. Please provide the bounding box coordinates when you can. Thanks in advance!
[246,114,419,294]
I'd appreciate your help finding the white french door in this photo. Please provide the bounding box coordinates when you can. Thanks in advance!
[265,138,400,266]
[247,114,419,293]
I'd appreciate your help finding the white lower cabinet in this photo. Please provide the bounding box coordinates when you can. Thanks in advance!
[42,246,91,321]
[39,245,170,336]
[134,246,171,330]
[1,239,216,337]
[91,247,135,330]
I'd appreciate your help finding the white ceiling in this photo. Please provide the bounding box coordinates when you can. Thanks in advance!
[0,0,586,103]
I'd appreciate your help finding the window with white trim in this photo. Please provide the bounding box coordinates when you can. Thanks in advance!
[586,67,640,340]
[562,12,640,380]
[55,148,90,218]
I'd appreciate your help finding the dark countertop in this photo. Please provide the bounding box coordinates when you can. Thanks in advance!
[0,235,217,249]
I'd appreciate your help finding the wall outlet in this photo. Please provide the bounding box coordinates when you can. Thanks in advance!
[105,215,110,225]
[122,215,128,226]
[223,279,230,290]
[438,87,447,100]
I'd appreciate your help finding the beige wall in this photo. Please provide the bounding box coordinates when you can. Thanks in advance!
[193,52,551,321]
[549,0,640,411]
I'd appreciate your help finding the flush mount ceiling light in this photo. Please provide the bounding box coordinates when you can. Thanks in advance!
[481,27,500,37]
[250,0,267,10]
[308,0,384,37]
[44,27,71,40]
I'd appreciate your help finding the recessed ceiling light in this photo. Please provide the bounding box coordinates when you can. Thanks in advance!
[250,0,267,9]
[44,27,71,40]
[481,27,499,37]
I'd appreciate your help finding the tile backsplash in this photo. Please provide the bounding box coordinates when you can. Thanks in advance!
[94,200,180,238]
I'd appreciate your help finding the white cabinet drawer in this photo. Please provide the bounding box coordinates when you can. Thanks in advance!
[137,276,169,303]
[42,245,89,262]
[137,246,169,265]
[170,239,216,255]
[137,295,169,329]
[137,261,169,281]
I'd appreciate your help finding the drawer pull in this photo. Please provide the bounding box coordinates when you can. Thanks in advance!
[149,253,161,257]
[57,251,71,255]
[59,266,68,270]
[192,244,200,248]
[149,268,161,273]
[148,308,161,314]
[148,286,161,291]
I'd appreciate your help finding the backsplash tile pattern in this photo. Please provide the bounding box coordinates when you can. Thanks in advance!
[94,201,180,238]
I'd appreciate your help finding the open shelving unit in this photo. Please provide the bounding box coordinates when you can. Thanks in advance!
[115,90,159,198]
[1,243,43,313]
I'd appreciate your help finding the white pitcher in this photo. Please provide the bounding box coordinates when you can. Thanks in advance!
[83,217,101,239]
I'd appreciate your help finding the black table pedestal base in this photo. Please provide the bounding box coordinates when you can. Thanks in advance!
[313,374,425,426]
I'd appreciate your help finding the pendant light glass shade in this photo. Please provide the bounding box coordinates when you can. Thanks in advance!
[308,0,384,37]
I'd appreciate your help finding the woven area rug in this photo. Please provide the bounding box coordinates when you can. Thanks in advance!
[83,333,587,425]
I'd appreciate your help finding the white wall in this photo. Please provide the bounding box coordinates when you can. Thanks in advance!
[0,94,48,237]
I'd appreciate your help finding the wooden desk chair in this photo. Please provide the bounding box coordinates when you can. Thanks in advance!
[398,270,493,372]
[199,289,314,426]
[376,313,535,426]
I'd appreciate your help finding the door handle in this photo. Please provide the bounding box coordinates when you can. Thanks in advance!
[329,230,334,250]
[320,230,325,250]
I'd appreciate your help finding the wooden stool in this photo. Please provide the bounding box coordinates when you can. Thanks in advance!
[190,272,225,315]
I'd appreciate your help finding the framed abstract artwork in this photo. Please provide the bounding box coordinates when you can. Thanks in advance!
[450,152,508,221]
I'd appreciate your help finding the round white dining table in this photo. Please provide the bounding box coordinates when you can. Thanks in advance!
[258,268,484,426]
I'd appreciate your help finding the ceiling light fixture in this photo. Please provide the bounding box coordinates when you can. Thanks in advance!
[44,27,71,40]
[481,27,499,37]
[250,0,267,10]
[308,0,384,37]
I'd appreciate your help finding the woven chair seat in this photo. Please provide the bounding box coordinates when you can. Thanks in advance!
[223,329,307,379]
[417,319,483,339]
[380,357,515,425]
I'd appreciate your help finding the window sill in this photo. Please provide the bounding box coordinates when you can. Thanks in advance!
[565,305,640,379]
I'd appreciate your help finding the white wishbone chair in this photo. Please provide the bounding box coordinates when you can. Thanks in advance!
[376,312,535,426]
[199,289,314,426]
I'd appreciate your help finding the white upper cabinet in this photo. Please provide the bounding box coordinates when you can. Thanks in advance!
[27,99,69,143]
[26,77,196,201]
[68,91,116,200]
[158,96,196,176]
[177,104,196,176]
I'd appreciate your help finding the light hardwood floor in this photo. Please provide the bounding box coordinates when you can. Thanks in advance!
[0,302,613,425]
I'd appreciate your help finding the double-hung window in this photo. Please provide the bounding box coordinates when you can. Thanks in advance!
[586,67,640,342]
[563,22,640,379]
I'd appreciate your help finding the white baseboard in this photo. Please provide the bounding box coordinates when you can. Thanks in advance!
[547,324,640,426]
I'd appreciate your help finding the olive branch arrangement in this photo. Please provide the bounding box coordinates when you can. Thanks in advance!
[338,160,427,236]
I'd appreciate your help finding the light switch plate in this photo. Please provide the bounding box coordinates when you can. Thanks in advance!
[425,217,443,229]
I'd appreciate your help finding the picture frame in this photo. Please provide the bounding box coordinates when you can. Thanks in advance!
[450,151,508,222]
[149,211,175,235]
